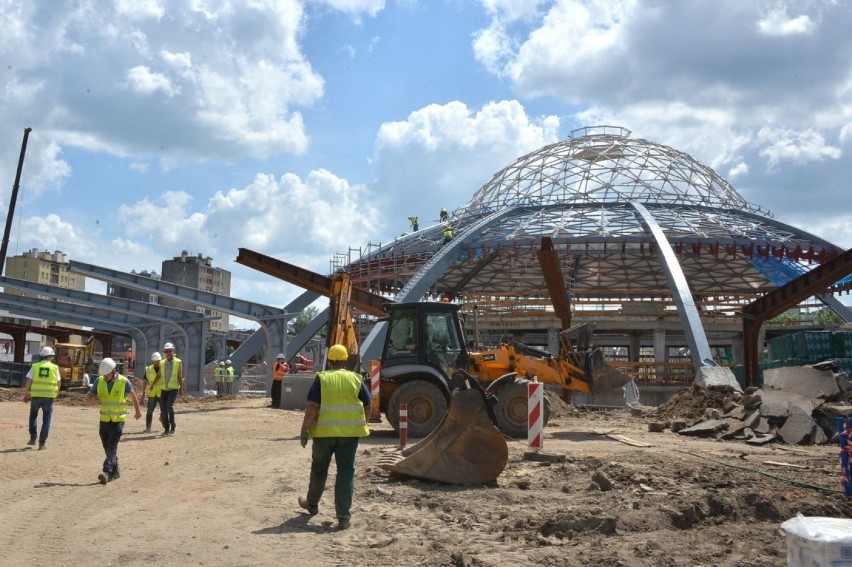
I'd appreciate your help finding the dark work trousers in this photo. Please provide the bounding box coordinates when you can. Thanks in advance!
[271,379,282,408]
[28,397,55,444]
[307,437,360,520]
[145,395,160,431]
[98,421,124,476]
[159,389,179,433]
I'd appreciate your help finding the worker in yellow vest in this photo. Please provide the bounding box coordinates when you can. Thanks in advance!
[141,352,163,433]
[158,342,183,435]
[225,359,235,395]
[215,361,226,395]
[87,358,141,484]
[23,346,61,450]
[298,344,371,530]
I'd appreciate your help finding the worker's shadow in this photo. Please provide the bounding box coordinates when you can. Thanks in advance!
[0,447,35,453]
[34,481,103,488]
[549,431,611,442]
[253,513,337,535]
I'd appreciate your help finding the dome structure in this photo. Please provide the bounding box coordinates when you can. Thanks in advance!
[345,126,850,385]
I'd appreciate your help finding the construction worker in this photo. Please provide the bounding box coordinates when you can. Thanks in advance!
[408,215,419,231]
[443,225,453,244]
[158,342,183,435]
[87,357,141,484]
[225,359,235,395]
[298,344,371,530]
[141,352,163,433]
[22,346,61,449]
[440,207,448,222]
[215,361,225,395]
[271,353,289,408]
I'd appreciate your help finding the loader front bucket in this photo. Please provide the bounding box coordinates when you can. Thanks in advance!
[587,348,632,393]
[378,388,508,484]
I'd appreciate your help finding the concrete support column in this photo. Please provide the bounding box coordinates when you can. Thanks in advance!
[653,328,667,383]
[547,326,559,356]
[731,336,744,367]
[628,333,641,363]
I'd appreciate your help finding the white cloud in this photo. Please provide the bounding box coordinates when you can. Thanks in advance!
[727,162,748,178]
[757,7,816,36]
[756,127,841,168]
[310,0,386,19]
[0,0,325,166]
[125,65,179,97]
[372,100,560,230]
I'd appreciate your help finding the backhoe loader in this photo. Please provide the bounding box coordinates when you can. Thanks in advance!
[377,301,631,439]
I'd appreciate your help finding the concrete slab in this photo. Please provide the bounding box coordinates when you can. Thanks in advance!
[778,404,816,445]
[763,365,840,400]
[745,433,777,445]
[820,404,852,418]
[759,389,790,418]
[678,419,728,436]
[742,408,760,430]
[694,366,742,392]
[724,405,746,420]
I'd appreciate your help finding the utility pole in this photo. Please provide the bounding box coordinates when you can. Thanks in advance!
[0,127,32,275]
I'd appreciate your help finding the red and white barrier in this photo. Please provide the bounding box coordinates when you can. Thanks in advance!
[528,381,543,449]
[368,360,381,422]
[399,403,408,449]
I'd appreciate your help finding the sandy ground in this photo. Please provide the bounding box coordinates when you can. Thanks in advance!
[2,388,851,567]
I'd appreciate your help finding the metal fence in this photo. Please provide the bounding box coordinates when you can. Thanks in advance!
[0,361,29,388]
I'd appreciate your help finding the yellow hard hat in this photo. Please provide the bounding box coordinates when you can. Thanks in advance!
[328,344,348,361]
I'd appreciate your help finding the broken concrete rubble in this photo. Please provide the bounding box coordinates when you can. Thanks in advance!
[649,361,851,446]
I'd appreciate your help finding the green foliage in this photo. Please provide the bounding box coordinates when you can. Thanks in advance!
[769,311,801,326]
[813,308,843,326]
[288,306,319,335]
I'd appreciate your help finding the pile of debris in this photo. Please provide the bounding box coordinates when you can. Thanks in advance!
[647,360,852,445]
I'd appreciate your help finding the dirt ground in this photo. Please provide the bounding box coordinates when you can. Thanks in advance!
[2,387,851,567]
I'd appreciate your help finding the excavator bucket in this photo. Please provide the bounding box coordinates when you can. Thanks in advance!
[586,348,632,393]
[378,389,508,484]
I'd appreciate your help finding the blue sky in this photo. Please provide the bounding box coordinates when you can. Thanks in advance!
[2,0,851,324]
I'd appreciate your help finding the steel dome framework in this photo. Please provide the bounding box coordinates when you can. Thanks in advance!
[343,126,850,381]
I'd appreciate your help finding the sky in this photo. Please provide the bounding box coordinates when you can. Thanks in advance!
[1,0,851,327]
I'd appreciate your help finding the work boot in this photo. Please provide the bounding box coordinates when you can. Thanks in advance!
[27,436,36,446]
[98,472,108,485]
[38,442,45,450]
[298,496,318,515]
[144,427,151,433]
[337,518,351,530]
[111,470,120,481]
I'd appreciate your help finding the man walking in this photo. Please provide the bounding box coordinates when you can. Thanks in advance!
[22,346,61,449]
[271,353,289,408]
[298,344,371,530]
[141,352,163,433]
[88,358,141,484]
[158,342,183,435]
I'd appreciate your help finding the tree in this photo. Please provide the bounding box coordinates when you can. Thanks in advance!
[288,306,319,335]
[814,307,843,326]
[769,311,800,327]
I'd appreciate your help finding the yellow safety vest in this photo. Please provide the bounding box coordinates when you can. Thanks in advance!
[144,364,163,397]
[97,375,129,423]
[226,367,234,383]
[215,367,224,381]
[309,370,369,438]
[30,360,60,399]
[162,358,182,390]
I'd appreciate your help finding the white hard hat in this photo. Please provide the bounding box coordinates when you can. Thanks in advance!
[99,358,117,375]
[163,342,175,351]
[150,352,162,362]
[276,353,286,359]
[219,361,225,366]
[226,359,232,364]
[40,346,55,357]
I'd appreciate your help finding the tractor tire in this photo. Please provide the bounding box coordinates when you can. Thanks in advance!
[386,380,448,438]
[492,379,551,438]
